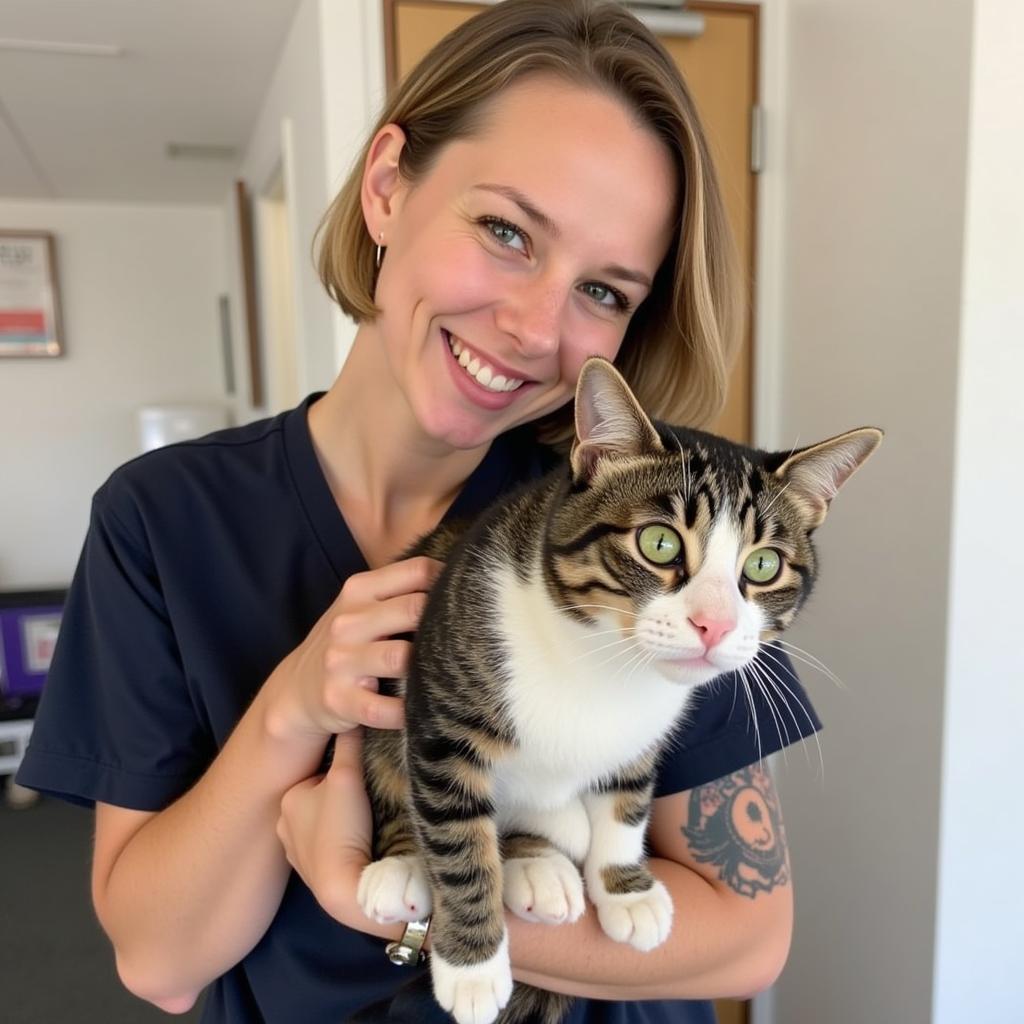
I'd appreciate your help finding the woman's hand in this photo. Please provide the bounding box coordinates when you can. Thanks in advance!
[260,556,444,747]
[276,729,373,926]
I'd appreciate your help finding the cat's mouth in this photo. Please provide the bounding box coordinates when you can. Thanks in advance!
[653,650,734,686]
[667,654,716,669]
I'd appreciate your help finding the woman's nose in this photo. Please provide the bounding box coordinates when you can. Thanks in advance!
[495,278,564,358]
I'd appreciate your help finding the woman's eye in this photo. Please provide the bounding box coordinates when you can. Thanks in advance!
[481,217,528,253]
[637,524,683,566]
[742,548,782,584]
[582,281,631,314]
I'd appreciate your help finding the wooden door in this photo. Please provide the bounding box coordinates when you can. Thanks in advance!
[386,3,759,1020]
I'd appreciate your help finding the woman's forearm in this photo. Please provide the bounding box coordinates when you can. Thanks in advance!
[95,681,327,1007]
[509,856,792,1001]
[340,855,792,1003]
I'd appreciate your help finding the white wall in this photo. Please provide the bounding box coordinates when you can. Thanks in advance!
[320,0,386,371]
[933,1,1024,1019]
[0,199,226,588]
[226,0,333,418]
[771,1,974,1022]
[225,0,386,418]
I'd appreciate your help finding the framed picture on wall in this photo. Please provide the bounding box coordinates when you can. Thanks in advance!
[0,230,64,357]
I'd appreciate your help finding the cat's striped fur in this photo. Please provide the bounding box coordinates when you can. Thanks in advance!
[358,357,881,1024]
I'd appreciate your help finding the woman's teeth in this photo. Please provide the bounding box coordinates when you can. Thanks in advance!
[447,333,524,393]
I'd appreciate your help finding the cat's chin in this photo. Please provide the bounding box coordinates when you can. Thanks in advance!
[652,656,733,687]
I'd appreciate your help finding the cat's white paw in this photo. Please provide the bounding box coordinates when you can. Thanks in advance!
[356,855,432,924]
[431,934,513,1024]
[503,852,585,924]
[592,879,673,952]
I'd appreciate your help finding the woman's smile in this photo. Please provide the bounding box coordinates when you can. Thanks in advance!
[440,327,540,411]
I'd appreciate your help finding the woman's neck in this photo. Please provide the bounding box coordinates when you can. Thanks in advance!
[308,324,489,558]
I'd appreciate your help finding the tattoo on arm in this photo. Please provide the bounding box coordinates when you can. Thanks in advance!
[682,765,790,899]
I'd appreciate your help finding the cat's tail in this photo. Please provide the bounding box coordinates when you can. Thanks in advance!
[496,984,574,1024]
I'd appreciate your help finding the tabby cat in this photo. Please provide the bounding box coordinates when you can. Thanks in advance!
[357,356,881,1024]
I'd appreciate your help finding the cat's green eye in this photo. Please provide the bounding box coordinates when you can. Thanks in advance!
[743,548,782,584]
[637,524,683,566]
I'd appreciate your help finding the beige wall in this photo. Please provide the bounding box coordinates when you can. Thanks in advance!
[771,1,974,1022]
[0,199,226,589]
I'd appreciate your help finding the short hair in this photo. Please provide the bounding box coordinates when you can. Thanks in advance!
[314,0,740,446]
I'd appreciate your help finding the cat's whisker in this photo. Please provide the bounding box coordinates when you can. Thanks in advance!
[554,602,639,619]
[736,670,764,770]
[669,430,694,505]
[748,658,799,745]
[746,661,795,771]
[742,663,790,769]
[569,636,637,664]
[579,625,637,642]
[575,637,645,670]
[753,654,825,783]
[628,649,661,687]
[618,645,652,681]
[758,481,791,520]
[765,638,845,690]
[763,639,845,691]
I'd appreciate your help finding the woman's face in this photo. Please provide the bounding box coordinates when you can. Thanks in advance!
[369,75,677,449]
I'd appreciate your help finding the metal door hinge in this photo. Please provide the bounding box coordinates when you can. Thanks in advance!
[750,105,765,175]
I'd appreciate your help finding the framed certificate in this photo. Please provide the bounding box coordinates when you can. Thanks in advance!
[0,230,64,357]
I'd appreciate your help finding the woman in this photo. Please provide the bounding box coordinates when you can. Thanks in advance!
[18,2,818,1022]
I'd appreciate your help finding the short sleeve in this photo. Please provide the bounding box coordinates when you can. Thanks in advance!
[15,481,214,810]
[653,649,822,797]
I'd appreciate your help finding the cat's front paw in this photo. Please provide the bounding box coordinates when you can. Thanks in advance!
[503,852,585,925]
[431,934,513,1024]
[357,855,432,924]
[592,879,673,952]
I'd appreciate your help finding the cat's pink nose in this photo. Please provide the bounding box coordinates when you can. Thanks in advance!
[689,614,736,651]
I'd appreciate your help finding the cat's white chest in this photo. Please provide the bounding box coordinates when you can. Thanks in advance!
[490,567,694,812]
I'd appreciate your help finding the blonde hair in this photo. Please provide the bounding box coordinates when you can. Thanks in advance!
[314,0,741,445]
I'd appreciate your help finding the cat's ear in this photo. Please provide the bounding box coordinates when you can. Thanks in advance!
[772,427,883,528]
[570,357,664,483]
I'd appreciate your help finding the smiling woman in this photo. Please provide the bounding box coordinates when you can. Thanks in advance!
[319,74,678,453]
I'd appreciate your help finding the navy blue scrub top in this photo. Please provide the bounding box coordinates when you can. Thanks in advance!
[18,393,821,1024]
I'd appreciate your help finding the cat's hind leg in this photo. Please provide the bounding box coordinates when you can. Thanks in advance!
[499,801,588,925]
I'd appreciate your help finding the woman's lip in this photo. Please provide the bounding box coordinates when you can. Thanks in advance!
[441,328,535,410]
[442,329,534,384]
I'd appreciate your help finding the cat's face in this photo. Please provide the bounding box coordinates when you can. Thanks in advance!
[548,357,882,688]
[549,433,818,686]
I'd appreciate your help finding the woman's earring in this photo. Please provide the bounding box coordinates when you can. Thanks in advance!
[375,232,384,271]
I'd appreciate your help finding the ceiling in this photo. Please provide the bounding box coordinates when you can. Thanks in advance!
[0,0,304,205]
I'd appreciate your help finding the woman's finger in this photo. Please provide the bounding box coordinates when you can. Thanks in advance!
[340,556,444,605]
[328,728,364,776]
[327,592,429,647]
[325,638,413,687]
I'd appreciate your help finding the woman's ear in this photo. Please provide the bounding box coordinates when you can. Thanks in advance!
[360,123,408,244]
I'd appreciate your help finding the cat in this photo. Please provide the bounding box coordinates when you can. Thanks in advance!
[356,355,881,1024]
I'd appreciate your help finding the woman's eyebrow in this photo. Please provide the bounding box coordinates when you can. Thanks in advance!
[471,182,652,289]
[472,182,561,237]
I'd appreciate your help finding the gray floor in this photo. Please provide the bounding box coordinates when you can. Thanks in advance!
[1,789,204,1023]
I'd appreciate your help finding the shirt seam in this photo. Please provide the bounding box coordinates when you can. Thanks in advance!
[25,743,200,780]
